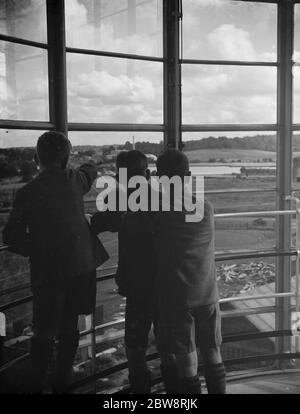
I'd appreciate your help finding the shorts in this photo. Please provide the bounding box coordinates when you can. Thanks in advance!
[158,302,222,355]
[32,270,96,336]
[125,294,158,349]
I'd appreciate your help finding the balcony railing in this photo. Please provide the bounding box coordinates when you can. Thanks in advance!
[1,197,300,393]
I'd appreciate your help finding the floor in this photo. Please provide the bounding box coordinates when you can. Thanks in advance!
[227,371,300,394]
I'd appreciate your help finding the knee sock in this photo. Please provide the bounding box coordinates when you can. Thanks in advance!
[54,330,80,393]
[30,336,54,394]
[204,362,226,394]
[161,363,180,394]
[179,375,201,394]
[129,369,152,394]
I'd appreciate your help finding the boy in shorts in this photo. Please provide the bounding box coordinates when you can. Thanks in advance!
[91,150,178,394]
[123,149,226,394]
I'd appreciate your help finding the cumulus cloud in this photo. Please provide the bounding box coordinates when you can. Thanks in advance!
[207,24,257,61]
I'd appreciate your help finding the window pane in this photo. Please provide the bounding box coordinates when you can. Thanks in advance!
[294,66,300,124]
[67,54,163,123]
[65,0,163,57]
[295,4,300,62]
[0,42,49,121]
[182,131,276,250]
[182,0,277,61]
[182,65,277,124]
[0,0,47,43]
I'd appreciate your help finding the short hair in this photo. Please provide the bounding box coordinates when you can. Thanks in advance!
[116,151,129,170]
[37,131,71,167]
[116,150,148,178]
[156,149,189,178]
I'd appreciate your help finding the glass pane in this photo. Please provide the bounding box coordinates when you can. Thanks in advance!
[182,0,277,61]
[65,0,163,57]
[295,4,300,62]
[0,42,49,121]
[182,131,276,184]
[182,65,277,124]
[0,0,47,43]
[67,54,163,123]
[294,66,300,124]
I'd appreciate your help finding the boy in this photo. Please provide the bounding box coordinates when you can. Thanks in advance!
[91,150,177,394]
[3,131,108,393]
[123,149,226,394]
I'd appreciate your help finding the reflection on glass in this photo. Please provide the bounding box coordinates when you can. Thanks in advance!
[67,54,163,123]
[182,65,277,124]
[0,0,47,43]
[182,0,277,61]
[0,42,49,121]
[65,0,163,57]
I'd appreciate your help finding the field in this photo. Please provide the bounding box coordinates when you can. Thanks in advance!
[184,148,277,162]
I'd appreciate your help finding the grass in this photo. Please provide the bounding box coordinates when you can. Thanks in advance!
[184,148,276,162]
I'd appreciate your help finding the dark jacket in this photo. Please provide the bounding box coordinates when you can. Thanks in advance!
[3,164,108,289]
[91,185,156,298]
[123,199,218,310]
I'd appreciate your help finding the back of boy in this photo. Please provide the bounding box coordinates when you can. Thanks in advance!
[3,131,108,393]
[124,149,226,394]
[91,150,160,393]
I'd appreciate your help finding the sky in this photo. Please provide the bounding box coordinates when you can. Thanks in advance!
[0,0,300,148]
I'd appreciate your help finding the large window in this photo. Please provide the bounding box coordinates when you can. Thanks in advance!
[1,0,300,391]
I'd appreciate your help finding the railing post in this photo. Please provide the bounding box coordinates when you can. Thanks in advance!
[163,0,182,149]
[90,313,97,394]
[276,0,294,363]
[46,0,68,136]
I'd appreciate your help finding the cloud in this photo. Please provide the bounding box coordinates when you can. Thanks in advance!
[207,24,257,61]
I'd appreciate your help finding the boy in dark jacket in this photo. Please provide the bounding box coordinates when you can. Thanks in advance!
[3,131,108,393]
[91,150,177,394]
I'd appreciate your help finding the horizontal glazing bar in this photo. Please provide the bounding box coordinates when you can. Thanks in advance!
[0,120,54,130]
[66,47,164,62]
[180,59,278,66]
[68,123,165,132]
[182,124,279,132]
[0,34,49,49]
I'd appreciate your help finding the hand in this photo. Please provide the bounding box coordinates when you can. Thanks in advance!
[85,213,92,225]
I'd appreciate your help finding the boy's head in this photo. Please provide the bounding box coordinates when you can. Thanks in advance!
[36,131,71,170]
[156,149,190,179]
[116,150,149,180]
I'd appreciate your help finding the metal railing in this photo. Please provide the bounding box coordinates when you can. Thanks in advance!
[1,197,300,393]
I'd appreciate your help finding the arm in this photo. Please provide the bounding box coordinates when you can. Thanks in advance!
[2,189,30,256]
[76,162,98,195]
[121,211,162,234]
[91,211,124,234]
